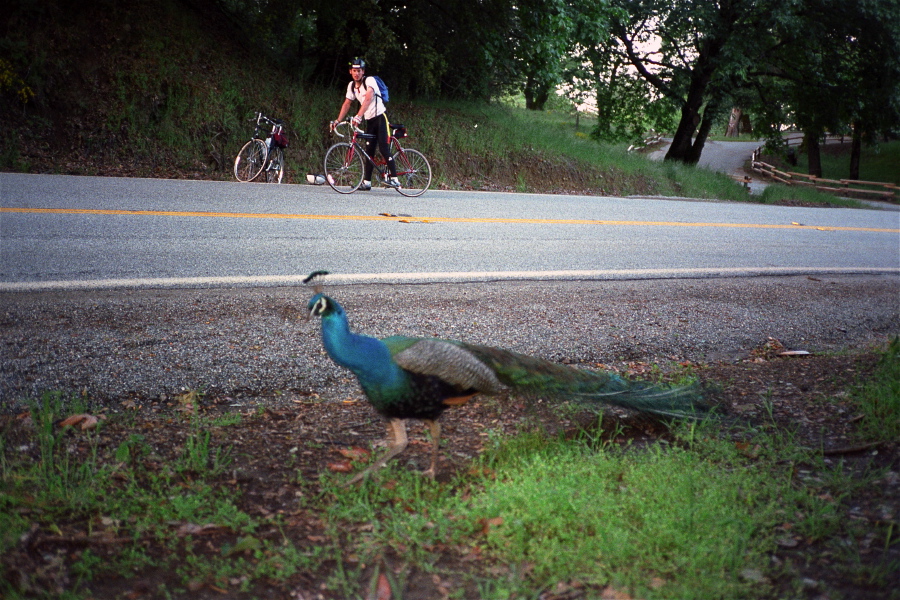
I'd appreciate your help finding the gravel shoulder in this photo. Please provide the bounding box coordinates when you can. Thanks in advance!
[2,274,897,413]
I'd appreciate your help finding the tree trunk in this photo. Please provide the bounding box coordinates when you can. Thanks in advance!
[664,61,713,162]
[849,121,862,180]
[664,100,703,162]
[725,108,741,137]
[805,131,822,178]
[740,112,752,135]
[524,75,535,110]
[685,101,720,164]
[524,75,548,111]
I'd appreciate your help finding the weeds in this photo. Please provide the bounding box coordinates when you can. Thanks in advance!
[177,418,233,476]
[3,348,898,598]
[756,183,866,207]
[854,336,900,441]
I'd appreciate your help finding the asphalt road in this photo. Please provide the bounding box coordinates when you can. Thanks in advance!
[1,173,898,290]
[1,172,898,407]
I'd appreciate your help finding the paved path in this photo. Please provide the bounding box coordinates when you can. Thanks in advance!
[648,139,766,192]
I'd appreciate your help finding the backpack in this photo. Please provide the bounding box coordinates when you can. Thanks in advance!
[364,76,389,103]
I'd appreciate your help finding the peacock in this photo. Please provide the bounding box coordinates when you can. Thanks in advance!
[304,273,708,483]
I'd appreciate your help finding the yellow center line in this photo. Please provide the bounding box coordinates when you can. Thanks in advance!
[1,206,897,233]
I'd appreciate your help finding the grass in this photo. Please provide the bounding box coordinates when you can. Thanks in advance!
[2,341,898,598]
[754,183,868,207]
[791,140,900,185]
[314,424,843,599]
[854,336,900,442]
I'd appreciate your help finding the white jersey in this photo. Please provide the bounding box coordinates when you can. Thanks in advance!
[346,76,385,120]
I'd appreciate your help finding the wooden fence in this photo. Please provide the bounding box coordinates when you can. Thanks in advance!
[751,140,898,202]
[627,131,664,153]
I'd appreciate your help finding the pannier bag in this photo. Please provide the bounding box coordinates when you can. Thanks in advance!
[272,130,289,148]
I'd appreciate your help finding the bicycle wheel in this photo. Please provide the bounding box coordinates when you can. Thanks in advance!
[265,147,284,184]
[393,148,432,197]
[324,143,364,194]
[234,139,267,182]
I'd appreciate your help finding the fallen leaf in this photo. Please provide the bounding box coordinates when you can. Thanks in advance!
[479,516,504,535]
[369,573,392,600]
[776,535,799,548]
[175,390,199,414]
[649,577,666,589]
[58,414,101,430]
[327,460,353,473]
[225,535,262,556]
[600,585,633,600]
[740,568,769,583]
[176,522,221,537]
[338,447,371,461]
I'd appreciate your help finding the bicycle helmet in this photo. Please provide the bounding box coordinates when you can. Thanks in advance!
[349,57,366,69]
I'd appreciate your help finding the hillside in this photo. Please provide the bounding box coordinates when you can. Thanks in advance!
[1,0,760,201]
[1,0,260,178]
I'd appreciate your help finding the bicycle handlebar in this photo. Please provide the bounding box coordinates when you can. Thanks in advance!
[329,119,363,139]
[255,112,283,128]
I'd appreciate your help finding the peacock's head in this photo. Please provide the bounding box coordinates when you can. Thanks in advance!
[307,293,338,320]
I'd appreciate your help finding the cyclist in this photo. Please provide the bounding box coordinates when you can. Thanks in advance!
[332,57,400,190]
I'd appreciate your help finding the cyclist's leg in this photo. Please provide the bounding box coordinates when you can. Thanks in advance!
[363,126,377,183]
[373,114,397,178]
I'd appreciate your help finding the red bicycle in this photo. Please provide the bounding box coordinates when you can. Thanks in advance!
[324,120,432,196]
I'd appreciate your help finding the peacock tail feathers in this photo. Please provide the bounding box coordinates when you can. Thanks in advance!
[458,341,707,419]
[386,335,708,420]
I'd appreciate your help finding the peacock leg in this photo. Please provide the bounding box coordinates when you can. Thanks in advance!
[422,419,441,479]
[346,418,408,485]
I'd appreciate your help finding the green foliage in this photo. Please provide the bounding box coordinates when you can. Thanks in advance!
[756,184,865,208]
[0,58,34,104]
[747,0,900,147]
[0,396,292,599]
[785,140,900,186]
[853,337,900,441]
[315,416,879,598]
[460,432,781,598]
[177,418,234,476]
[3,0,896,183]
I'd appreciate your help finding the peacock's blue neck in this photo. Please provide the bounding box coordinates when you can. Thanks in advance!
[319,305,408,397]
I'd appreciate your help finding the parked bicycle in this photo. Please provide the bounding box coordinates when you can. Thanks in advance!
[324,120,432,197]
[234,113,288,183]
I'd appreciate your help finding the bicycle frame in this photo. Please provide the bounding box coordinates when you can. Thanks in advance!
[331,121,419,181]
[253,113,285,162]
[331,121,388,178]
[234,112,286,183]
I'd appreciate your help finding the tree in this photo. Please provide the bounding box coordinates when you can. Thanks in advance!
[508,0,574,110]
[561,2,679,142]
[607,0,797,164]
[213,0,519,100]
[745,0,900,178]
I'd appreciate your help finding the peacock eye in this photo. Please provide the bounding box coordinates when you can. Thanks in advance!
[314,297,329,315]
